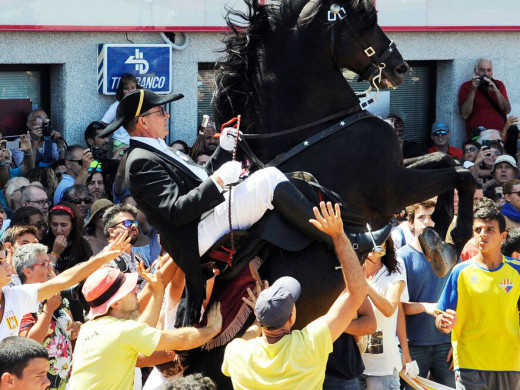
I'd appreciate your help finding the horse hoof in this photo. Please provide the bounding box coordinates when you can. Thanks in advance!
[418,227,457,277]
[431,243,458,277]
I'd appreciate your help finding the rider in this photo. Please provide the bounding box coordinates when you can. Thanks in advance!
[100,89,331,325]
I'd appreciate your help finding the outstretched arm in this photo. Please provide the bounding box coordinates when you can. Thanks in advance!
[155,302,223,351]
[37,231,131,302]
[310,202,369,342]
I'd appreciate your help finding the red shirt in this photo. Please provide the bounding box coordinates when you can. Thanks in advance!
[458,79,509,137]
[428,146,464,159]
[460,237,478,261]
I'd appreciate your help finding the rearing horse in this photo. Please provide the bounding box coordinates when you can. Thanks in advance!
[184,0,474,386]
[213,0,474,258]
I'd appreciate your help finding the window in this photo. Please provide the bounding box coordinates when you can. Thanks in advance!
[343,61,436,147]
[198,63,216,127]
[0,65,50,135]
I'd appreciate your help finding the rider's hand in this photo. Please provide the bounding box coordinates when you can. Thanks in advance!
[213,161,242,185]
[219,127,242,152]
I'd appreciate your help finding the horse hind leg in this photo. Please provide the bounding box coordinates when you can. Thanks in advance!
[448,165,476,255]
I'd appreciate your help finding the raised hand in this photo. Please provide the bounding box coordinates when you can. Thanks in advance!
[137,260,165,296]
[242,280,269,311]
[206,302,223,334]
[309,201,343,239]
[19,132,32,153]
[97,231,132,262]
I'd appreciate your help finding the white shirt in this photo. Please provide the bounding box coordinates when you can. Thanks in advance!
[102,101,131,145]
[362,259,409,376]
[0,283,40,341]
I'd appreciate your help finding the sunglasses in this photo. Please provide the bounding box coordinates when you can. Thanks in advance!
[68,159,83,165]
[140,107,167,118]
[485,151,502,157]
[31,260,51,269]
[112,219,139,229]
[432,130,449,137]
[464,146,478,153]
[88,167,102,173]
[71,198,92,205]
[505,191,520,197]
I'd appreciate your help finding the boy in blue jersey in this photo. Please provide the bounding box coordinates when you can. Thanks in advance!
[437,201,520,390]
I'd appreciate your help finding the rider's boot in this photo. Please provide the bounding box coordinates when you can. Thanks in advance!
[272,181,332,245]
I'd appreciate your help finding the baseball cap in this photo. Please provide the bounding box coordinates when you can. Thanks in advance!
[431,121,450,133]
[255,276,301,329]
[101,89,184,138]
[492,155,519,175]
[82,267,138,318]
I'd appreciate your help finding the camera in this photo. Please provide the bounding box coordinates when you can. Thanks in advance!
[42,120,53,137]
[90,145,107,160]
[61,282,89,312]
[478,75,490,92]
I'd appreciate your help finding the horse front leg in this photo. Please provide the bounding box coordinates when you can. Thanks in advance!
[390,165,475,276]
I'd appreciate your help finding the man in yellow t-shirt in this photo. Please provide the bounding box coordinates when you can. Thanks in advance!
[222,202,369,390]
[68,267,222,390]
[436,201,520,389]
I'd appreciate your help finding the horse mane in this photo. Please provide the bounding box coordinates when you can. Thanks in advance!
[212,0,377,133]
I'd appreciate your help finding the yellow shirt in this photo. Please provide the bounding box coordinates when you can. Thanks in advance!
[438,258,520,371]
[68,316,162,390]
[222,317,333,390]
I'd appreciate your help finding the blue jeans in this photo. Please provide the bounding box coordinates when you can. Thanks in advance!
[358,369,400,390]
[323,376,360,390]
[406,343,455,388]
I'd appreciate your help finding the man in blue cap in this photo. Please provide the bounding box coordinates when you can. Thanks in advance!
[222,202,369,390]
[428,121,463,159]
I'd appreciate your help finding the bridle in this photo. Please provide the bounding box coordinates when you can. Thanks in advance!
[327,3,398,87]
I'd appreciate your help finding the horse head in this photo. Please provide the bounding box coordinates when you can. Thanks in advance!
[292,0,409,90]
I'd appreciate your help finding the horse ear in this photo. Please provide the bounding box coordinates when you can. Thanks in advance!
[279,0,312,26]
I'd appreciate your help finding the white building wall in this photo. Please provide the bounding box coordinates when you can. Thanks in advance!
[389,31,520,147]
[0,30,518,147]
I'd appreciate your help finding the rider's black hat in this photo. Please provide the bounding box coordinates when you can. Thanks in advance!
[101,89,183,138]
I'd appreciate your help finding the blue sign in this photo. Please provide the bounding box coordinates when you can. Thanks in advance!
[98,44,172,95]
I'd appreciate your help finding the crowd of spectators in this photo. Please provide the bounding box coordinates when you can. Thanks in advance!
[0,56,519,390]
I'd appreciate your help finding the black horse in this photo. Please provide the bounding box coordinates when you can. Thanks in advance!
[183,0,474,386]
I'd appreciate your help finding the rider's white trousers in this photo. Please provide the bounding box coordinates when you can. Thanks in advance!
[197,166,287,256]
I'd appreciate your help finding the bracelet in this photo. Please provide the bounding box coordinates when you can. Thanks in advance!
[50,251,61,257]
[24,151,32,157]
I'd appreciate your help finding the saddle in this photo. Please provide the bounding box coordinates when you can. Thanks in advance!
[200,172,393,280]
